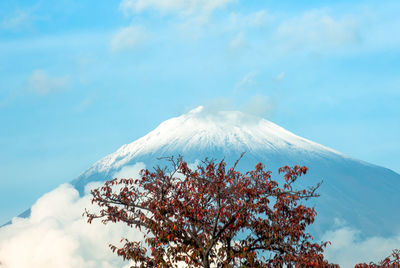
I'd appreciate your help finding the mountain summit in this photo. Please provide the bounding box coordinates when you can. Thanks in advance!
[72,106,400,237]
[75,106,341,179]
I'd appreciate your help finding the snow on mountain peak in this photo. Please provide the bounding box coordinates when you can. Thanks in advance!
[87,106,342,173]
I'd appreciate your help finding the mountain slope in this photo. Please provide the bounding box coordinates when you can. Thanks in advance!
[71,106,400,237]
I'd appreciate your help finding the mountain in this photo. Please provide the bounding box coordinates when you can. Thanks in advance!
[70,106,399,237]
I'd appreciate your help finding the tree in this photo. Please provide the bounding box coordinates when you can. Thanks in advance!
[85,155,337,267]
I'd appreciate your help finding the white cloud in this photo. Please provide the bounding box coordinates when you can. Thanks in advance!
[27,70,69,95]
[229,31,246,50]
[228,10,269,29]
[113,162,146,178]
[224,10,270,53]
[74,95,96,112]
[242,95,274,117]
[275,72,285,81]
[234,71,258,92]
[277,9,359,51]
[0,181,144,268]
[1,10,32,31]
[110,25,147,52]
[119,0,233,17]
[322,225,400,267]
[248,10,269,27]
[119,0,234,27]
[200,98,234,115]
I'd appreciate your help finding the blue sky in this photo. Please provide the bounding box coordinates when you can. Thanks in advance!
[0,0,399,224]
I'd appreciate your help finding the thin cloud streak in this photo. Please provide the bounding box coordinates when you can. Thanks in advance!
[110,25,147,52]
[27,70,69,95]
[119,0,234,16]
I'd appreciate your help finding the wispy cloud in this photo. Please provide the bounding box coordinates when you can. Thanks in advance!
[229,31,247,50]
[276,9,360,51]
[1,9,33,31]
[231,71,279,118]
[228,10,270,29]
[119,0,234,27]
[119,0,234,17]
[234,71,258,92]
[275,72,285,82]
[74,95,96,113]
[110,25,147,52]
[27,70,69,95]
[113,162,146,178]
[242,95,274,117]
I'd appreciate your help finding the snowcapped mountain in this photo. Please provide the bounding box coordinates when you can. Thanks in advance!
[71,106,400,237]
[73,106,343,185]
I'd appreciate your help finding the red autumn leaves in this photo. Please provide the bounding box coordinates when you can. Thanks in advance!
[85,155,335,267]
[84,156,399,267]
